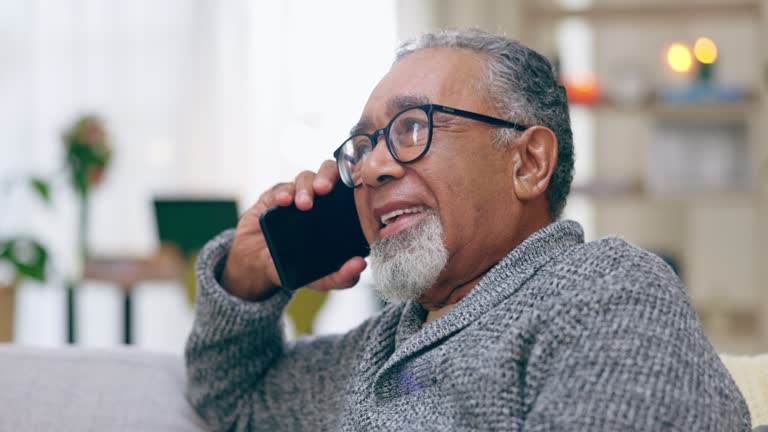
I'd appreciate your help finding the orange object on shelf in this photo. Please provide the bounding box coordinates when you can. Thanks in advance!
[563,76,601,105]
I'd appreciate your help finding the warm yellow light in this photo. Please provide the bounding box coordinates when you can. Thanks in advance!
[667,43,693,73]
[694,37,718,64]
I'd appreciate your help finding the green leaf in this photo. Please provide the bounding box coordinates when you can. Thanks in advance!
[0,238,49,282]
[30,177,52,205]
[0,240,10,258]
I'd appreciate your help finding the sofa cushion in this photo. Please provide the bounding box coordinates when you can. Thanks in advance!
[0,344,208,431]
[721,353,768,429]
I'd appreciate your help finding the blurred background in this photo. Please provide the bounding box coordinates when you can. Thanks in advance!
[0,0,766,355]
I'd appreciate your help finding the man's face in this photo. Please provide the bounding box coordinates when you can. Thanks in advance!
[353,48,524,306]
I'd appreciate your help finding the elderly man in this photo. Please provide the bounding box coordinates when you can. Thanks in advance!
[185,30,750,431]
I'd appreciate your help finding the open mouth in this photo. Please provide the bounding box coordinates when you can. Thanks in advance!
[379,205,429,228]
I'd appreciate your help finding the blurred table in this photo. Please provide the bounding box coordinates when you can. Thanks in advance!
[75,247,184,344]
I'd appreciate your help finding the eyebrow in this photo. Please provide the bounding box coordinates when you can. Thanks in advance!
[348,94,432,136]
[386,94,431,114]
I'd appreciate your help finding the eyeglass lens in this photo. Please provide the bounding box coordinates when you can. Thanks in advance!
[337,107,431,187]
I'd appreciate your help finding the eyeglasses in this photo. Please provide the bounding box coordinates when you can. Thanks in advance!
[333,104,529,188]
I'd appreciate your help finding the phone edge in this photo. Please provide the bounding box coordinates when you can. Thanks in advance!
[258,207,296,291]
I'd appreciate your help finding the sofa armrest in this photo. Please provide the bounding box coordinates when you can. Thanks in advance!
[721,353,768,429]
[0,344,208,431]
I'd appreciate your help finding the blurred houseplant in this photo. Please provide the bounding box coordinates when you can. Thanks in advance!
[62,115,112,342]
[0,179,51,342]
[0,115,111,342]
[63,115,112,259]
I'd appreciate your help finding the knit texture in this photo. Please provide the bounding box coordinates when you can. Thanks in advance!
[185,220,751,431]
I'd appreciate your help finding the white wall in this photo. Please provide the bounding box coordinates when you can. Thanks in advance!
[2,0,397,352]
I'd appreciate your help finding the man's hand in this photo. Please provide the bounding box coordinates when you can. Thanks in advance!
[221,160,367,301]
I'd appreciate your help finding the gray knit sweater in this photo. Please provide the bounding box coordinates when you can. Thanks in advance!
[185,220,751,431]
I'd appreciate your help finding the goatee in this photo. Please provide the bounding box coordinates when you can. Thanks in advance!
[369,211,448,304]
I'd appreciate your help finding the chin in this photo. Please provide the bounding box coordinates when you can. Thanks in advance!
[370,212,448,304]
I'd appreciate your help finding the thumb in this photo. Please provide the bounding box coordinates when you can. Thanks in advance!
[308,257,367,291]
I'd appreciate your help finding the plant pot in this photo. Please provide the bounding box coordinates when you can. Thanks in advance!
[0,283,16,342]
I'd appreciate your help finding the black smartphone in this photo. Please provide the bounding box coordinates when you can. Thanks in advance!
[259,184,370,291]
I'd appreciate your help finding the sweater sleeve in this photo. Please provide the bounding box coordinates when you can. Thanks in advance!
[522,244,752,431]
[184,229,371,432]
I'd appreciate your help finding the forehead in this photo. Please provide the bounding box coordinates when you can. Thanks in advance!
[361,48,490,120]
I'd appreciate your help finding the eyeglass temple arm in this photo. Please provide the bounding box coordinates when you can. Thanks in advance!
[431,104,528,131]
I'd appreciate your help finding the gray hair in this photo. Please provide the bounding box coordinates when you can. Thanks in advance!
[395,29,574,220]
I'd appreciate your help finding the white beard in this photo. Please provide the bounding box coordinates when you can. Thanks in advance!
[369,211,448,304]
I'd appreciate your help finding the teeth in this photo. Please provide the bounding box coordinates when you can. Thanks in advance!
[380,206,428,226]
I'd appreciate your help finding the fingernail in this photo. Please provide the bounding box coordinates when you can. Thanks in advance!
[297,191,309,203]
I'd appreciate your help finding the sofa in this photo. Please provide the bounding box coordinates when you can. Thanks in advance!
[0,344,208,431]
[0,344,765,431]
[722,353,768,428]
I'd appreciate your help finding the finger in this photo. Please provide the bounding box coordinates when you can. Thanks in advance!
[313,160,340,195]
[308,257,367,291]
[273,183,296,207]
[242,183,295,229]
[269,182,292,192]
[310,263,365,291]
[258,182,295,209]
[294,170,317,211]
[236,200,270,235]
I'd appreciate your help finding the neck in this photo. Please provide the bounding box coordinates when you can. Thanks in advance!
[423,303,455,328]
[417,271,484,311]
[416,212,553,312]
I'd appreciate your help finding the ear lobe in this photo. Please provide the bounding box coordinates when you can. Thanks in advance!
[512,126,558,202]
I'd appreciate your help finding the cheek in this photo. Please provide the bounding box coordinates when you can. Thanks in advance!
[430,153,510,247]
[426,173,477,249]
[437,196,478,247]
[354,192,377,245]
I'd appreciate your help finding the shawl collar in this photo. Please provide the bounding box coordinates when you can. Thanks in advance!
[380,220,584,380]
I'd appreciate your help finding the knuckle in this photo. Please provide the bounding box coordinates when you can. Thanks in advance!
[258,182,293,204]
[297,170,316,181]
[248,201,262,212]
[269,182,291,192]
[256,191,271,203]
[321,159,336,169]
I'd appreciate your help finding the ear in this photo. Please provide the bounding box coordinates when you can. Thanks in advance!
[511,126,558,202]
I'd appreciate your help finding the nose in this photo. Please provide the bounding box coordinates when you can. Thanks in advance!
[359,135,406,187]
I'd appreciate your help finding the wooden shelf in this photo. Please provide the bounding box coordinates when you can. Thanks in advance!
[572,181,758,204]
[527,1,760,22]
[570,99,758,127]
[650,101,755,122]
[521,0,768,353]
[575,190,758,203]
[572,97,756,115]
[83,247,184,291]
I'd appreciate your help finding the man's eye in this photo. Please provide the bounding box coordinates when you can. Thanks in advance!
[395,119,426,138]
[356,144,372,160]
[404,118,428,129]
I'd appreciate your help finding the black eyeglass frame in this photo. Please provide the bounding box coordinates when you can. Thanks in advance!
[333,103,529,188]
